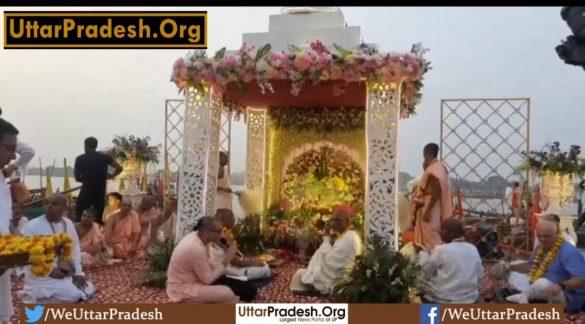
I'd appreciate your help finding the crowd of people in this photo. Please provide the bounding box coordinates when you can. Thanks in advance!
[1,109,584,323]
[0,112,181,322]
[403,143,585,311]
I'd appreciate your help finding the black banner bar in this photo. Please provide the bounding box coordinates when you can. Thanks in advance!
[3,12,207,49]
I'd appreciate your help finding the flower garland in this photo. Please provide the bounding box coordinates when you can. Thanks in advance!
[269,106,364,132]
[523,142,585,177]
[108,135,161,165]
[171,40,430,119]
[0,233,73,276]
[528,234,564,282]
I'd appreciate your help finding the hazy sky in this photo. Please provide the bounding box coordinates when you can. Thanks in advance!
[1,7,583,178]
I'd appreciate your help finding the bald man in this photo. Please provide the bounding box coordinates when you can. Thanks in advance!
[503,218,585,311]
[167,217,244,303]
[290,208,363,295]
[104,196,141,258]
[19,194,96,303]
[418,218,484,303]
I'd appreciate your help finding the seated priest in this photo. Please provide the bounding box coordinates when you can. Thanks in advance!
[212,209,271,281]
[136,195,161,256]
[75,207,109,267]
[102,192,122,224]
[136,196,176,255]
[493,216,585,311]
[104,196,141,259]
[418,218,484,303]
[19,194,96,303]
[167,217,256,303]
[290,207,363,295]
[9,202,29,236]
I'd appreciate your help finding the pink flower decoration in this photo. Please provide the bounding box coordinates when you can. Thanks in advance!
[293,53,311,72]
[316,55,332,70]
[364,58,380,71]
[170,39,429,118]
[310,40,330,54]
[218,56,237,69]
[330,65,343,80]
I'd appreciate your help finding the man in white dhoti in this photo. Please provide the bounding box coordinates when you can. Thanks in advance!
[212,209,271,281]
[0,117,19,324]
[418,218,484,303]
[494,217,585,311]
[19,194,96,303]
[290,208,362,295]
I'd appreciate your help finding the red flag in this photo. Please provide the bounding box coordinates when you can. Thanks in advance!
[156,173,165,197]
[457,187,464,220]
[534,187,541,214]
[531,188,542,241]
[512,191,520,210]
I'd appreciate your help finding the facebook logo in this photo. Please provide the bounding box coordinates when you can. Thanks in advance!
[420,304,440,324]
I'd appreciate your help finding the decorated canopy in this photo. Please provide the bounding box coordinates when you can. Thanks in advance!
[171,40,429,118]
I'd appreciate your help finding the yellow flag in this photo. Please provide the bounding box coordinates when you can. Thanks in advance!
[45,167,53,197]
[63,158,72,200]
[119,176,125,191]
[141,165,149,192]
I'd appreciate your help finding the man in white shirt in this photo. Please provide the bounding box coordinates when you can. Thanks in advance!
[290,208,363,295]
[0,117,19,324]
[19,194,96,303]
[418,218,484,303]
[211,209,271,281]
[2,141,34,180]
[0,109,35,185]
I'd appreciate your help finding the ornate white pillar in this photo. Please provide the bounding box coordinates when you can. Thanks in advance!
[175,87,221,243]
[365,82,401,249]
[219,103,233,170]
[244,107,268,217]
[204,94,222,217]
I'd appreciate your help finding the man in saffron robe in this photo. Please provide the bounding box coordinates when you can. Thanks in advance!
[102,192,122,224]
[104,196,141,259]
[75,207,108,267]
[136,196,161,255]
[412,143,453,249]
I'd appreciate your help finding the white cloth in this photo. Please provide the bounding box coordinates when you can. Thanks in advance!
[506,274,565,305]
[19,215,95,303]
[11,217,28,234]
[406,176,422,197]
[418,240,484,303]
[11,141,35,180]
[210,244,271,281]
[0,173,13,322]
[505,187,514,207]
[292,230,362,294]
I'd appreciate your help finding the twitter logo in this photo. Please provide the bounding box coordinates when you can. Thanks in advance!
[25,305,44,323]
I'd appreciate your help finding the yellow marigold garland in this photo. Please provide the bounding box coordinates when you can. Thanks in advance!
[0,233,73,276]
[528,235,564,282]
